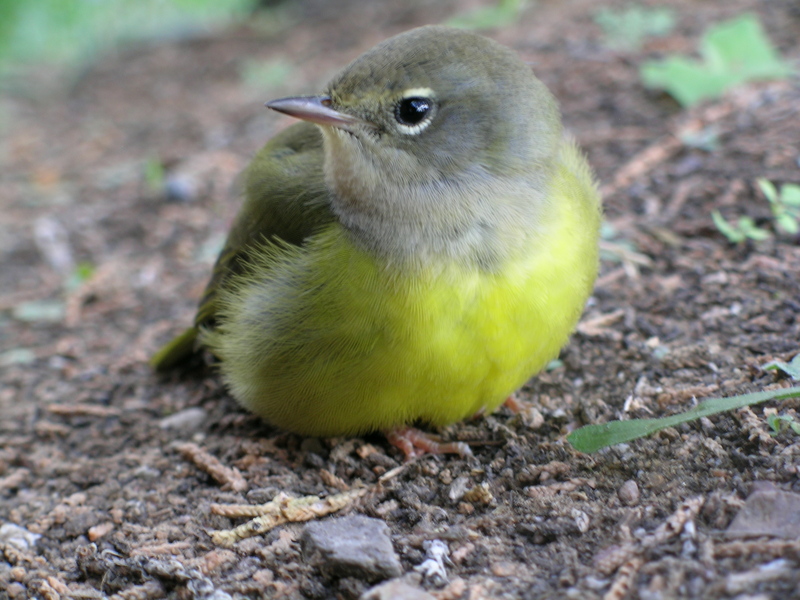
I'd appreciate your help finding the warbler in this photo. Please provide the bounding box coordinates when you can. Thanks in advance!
[152,25,601,457]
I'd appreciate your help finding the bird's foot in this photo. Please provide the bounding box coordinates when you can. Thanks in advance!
[502,395,545,428]
[503,395,526,413]
[385,427,473,461]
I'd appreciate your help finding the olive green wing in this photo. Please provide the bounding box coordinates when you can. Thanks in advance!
[151,122,333,371]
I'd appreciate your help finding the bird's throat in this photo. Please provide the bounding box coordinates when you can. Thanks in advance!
[320,125,553,272]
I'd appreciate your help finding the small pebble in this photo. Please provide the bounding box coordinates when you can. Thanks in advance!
[448,476,469,503]
[414,540,450,586]
[87,521,114,542]
[159,408,207,431]
[361,579,435,600]
[0,523,41,552]
[165,174,197,203]
[618,480,640,506]
[490,561,517,577]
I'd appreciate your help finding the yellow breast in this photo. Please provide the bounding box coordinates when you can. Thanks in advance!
[205,141,600,437]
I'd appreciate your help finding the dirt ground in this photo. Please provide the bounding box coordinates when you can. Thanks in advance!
[2,0,800,598]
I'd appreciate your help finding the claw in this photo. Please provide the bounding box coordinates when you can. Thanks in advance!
[386,427,473,460]
[503,395,526,414]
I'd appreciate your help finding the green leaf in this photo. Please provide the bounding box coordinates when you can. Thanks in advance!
[64,261,96,292]
[0,0,257,73]
[781,184,800,207]
[568,386,800,453]
[757,178,779,205]
[594,6,676,51]
[641,56,716,107]
[144,157,166,193]
[766,413,782,434]
[767,414,800,436]
[712,210,745,243]
[640,14,792,107]
[763,354,800,381]
[738,216,770,241]
[759,179,800,234]
[446,0,526,30]
[777,213,799,235]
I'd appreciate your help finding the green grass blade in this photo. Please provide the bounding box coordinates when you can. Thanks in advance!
[568,386,800,453]
[763,355,800,381]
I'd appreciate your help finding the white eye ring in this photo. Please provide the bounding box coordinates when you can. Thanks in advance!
[394,87,436,135]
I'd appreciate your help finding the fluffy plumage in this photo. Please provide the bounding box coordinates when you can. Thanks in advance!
[152,25,601,439]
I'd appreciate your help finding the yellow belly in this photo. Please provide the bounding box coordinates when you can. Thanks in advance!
[205,149,600,436]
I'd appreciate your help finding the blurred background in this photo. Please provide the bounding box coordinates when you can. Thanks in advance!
[2,2,799,599]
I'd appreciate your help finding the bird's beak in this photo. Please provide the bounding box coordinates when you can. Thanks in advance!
[266,96,366,130]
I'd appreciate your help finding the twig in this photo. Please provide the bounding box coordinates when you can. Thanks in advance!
[174,442,247,493]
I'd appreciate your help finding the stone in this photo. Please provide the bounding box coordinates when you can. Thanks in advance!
[301,515,402,582]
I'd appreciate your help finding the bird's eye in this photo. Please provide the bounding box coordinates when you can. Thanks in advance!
[394,97,435,135]
[395,97,431,125]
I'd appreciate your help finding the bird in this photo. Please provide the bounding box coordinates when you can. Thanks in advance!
[151,25,601,458]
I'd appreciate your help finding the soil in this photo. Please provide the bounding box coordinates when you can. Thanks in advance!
[2,0,800,598]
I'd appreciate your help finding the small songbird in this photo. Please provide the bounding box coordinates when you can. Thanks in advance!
[152,25,601,458]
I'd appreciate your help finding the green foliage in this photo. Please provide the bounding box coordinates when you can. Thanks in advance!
[568,385,800,453]
[713,179,800,244]
[594,5,675,51]
[64,261,96,292]
[711,211,770,244]
[641,14,792,107]
[758,178,800,235]
[0,0,256,73]
[763,354,800,381]
[144,157,166,193]
[446,0,526,31]
[767,414,800,436]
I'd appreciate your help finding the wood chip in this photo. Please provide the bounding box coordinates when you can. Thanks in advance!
[47,404,120,418]
[603,557,643,600]
[210,488,367,547]
[594,496,704,576]
[577,309,625,339]
[174,442,247,492]
[715,539,800,559]
[129,541,193,557]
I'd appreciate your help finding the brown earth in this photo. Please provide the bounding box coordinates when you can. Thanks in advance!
[2,0,800,598]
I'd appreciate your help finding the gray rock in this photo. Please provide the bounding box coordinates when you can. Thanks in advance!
[301,515,402,582]
[0,523,41,551]
[159,407,207,431]
[361,579,436,600]
[727,483,800,538]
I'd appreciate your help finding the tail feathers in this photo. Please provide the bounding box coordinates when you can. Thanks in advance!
[150,327,199,371]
